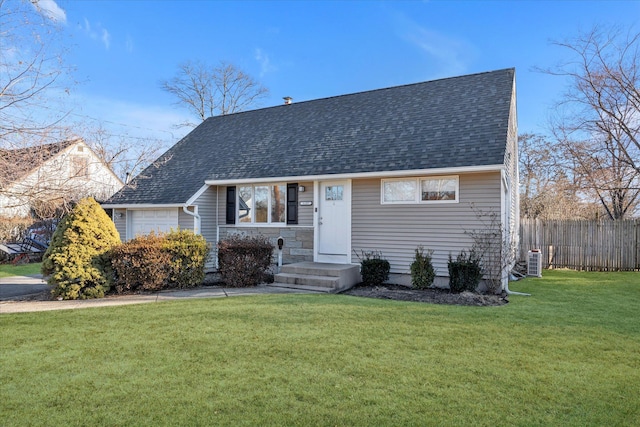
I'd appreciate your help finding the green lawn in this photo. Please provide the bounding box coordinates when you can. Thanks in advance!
[1,270,639,426]
[0,262,42,278]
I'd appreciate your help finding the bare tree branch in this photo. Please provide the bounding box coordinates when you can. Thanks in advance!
[160,60,268,127]
[0,0,73,145]
[541,24,640,219]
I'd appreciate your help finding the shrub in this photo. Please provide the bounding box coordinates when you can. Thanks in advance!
[164,229,210,288]
[109,233,171,293]
[447,250,483,293]
[42,197,120,300]
[218,234,273,287]
[410,246,436,289]
[359,250,390,286]
[108,230,211,293]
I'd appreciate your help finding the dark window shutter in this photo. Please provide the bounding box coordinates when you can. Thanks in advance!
[226,186,236,224]
[287,183,298,225]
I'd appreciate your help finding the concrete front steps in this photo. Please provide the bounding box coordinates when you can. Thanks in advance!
[271,262,361,293]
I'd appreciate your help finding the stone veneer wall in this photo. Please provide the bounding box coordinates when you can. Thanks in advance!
[218,226,314,264]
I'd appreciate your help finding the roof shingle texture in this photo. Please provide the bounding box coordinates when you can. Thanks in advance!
[108,68,515,205]
[0,140,75,187]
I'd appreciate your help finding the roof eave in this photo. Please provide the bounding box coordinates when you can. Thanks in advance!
[205,164,505,186]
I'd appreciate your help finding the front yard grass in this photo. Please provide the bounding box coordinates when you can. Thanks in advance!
[1,269,639,426]
[0,261,42,278]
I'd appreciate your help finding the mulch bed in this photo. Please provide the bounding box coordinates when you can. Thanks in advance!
[342,284,509,306]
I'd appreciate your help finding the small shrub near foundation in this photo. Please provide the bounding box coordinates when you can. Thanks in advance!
[410,246,436,289]
[359,250,390,286]
[448,250,482,293]
[218,234,274,287]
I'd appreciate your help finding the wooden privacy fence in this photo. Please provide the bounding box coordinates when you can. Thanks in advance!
[519,219,640,271]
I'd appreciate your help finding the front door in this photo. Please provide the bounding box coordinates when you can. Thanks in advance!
[317,180,351,263]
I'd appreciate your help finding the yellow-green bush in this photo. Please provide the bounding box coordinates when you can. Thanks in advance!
[42,198,120,299]
[164,230,210,288]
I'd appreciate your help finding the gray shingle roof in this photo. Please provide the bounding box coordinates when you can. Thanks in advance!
[107,68,515,205]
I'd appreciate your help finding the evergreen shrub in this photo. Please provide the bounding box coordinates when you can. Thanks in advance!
[42,197,120,299]
[447,250,483,293]
[218,234,273,287]
[164,230,210,288]
[359,250,390,286]
[410,246,436,289]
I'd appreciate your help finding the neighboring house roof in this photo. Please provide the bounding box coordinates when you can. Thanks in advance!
[0,140,76,187]
[107,68,515,206]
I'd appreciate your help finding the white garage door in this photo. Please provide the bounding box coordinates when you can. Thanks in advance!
[129,209,178,239]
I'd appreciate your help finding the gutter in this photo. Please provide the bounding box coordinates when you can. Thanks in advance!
[182,205,201,234]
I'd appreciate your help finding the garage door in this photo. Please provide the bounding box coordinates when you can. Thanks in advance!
[129,209,178,239]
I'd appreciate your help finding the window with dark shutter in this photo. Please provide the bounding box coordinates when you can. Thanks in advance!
[226,186,236,224]
[287,183,298,225]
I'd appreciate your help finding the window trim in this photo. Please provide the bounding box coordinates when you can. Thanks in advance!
[237,183,288,225]
[381,175,459,204]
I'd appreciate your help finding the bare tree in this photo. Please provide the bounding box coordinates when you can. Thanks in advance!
[544,25,640,219]
[76,124,169,182]
[519,133,602,219]
[160,60,269,127]
[0,0,73,146]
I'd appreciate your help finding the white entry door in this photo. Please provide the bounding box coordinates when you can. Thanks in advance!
[317,180,351,263]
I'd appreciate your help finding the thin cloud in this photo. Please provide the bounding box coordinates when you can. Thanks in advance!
[101,29,111,50]
[79,18,111,50]
[125,35,134,53]
[30,0,67,24]
[255,48,276,77]
[394,13,476,76]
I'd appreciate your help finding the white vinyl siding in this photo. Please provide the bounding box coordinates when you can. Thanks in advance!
[179,208,195,230]
[352,173,501,275]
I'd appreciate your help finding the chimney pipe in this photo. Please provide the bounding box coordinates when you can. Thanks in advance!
[283,96,293,105]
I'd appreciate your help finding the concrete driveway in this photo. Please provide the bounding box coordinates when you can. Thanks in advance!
[0,274,50,301]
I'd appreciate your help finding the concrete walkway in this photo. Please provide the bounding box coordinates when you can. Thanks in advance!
[0,276,319,314]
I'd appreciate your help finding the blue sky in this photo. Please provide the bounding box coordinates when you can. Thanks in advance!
[28,0,640,145]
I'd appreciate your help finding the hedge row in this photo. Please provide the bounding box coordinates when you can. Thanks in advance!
[110,230,210,294]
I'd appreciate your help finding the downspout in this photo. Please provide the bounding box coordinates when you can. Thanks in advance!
[501,170,530,297]
[505,281,530,296]
[182,205,201,235]
[216,187,220,269]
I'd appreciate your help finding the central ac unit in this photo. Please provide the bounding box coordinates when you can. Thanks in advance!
[527,250,542,277]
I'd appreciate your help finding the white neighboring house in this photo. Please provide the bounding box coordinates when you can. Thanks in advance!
[0,139,124,218]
